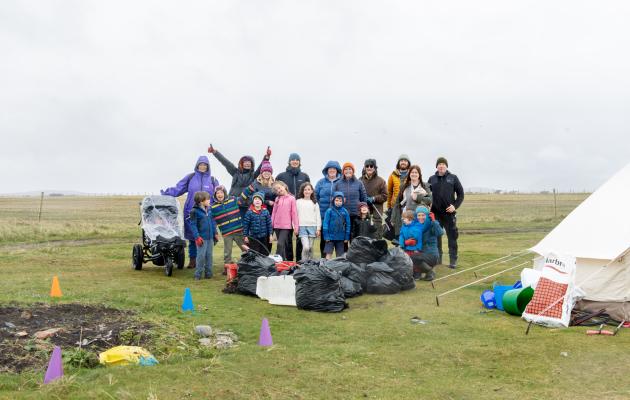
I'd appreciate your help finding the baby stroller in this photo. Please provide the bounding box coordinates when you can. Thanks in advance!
[132,195,186,276]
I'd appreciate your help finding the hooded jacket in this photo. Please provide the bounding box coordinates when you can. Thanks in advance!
[189,204,217,240]
[399,219,425,252]
[243,205,273,239]
[417,207,444,256]
[322,192,351,241]
[333,175,368,217]
[271,193,299,232]
[276,166,310,196]
[211,187,243,237]
[315,161,342,220]
[428,170,465,216]
[212,151,266,198]
[161,155,219,240]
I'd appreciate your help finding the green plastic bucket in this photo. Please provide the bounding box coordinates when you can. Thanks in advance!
[502,287,534,316]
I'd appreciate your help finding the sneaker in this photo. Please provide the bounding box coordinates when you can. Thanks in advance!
[194,276,201,281]
[204,275,212,279]
[448,263,457,269]
[413,272,421,281]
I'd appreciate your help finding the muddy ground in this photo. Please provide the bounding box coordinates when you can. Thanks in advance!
[0,303,152,373]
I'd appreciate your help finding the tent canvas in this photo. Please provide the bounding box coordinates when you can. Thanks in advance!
[529,163,630,320]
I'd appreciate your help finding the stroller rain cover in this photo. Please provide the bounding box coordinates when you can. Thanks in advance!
[141,195,184,241]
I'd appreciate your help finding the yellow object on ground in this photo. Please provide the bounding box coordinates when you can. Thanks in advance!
[98,346,158,367]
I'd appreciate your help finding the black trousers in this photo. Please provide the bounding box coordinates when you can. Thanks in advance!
[435,213,459,262]
[294,233,302,262]
[274,229,294,261]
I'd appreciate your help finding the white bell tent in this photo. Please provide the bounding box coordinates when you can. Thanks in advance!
[530,163,630,319]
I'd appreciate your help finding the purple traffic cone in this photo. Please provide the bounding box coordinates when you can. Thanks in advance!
[258,318,273,347]
[44,346,63,384]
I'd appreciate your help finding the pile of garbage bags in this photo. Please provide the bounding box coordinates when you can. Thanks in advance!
[230,238,416,312]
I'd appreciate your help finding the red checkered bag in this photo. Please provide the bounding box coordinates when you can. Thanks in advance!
[522,253,576,328]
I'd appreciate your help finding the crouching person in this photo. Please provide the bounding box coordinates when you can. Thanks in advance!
[242,192,273,255]
[415,206,444,281]
[211,185,245,274]
[190,191,219,280]
[399,210,424,280]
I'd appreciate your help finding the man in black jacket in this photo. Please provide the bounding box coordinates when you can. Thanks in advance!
[276,153,310,261]
[428,157,464,268]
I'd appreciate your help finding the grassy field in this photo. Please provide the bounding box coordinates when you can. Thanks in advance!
[2,193,629,400]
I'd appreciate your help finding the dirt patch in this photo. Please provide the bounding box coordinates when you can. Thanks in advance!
[0,303,152,373]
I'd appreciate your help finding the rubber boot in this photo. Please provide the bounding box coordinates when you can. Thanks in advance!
[448,255,457,269]
[187,258,196,269]
[421,269,436,281]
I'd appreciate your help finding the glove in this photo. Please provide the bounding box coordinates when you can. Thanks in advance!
[195,237,204,246]
[404,238,417,247]
[207,144,215,154]
[429,212,435,222]
[266,146,272,157]
[367,196,374,204]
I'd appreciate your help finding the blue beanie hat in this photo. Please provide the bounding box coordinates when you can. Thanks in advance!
[289,153,301,162]
[253,192,265,202]
[415,205,429,215]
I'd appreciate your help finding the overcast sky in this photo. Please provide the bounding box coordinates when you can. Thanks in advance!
[1,1,628,194]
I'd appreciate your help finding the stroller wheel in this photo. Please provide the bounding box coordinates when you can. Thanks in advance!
[164,258,174,277]
[176,247,185,269]
[132,244,143,270]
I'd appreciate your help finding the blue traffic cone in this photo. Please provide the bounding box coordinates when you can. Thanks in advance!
[182,287,194,312]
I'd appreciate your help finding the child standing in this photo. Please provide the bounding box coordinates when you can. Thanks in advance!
[271,181,299,261]
[296,182,321,261]
[352,201,377,239]
[189,191,219,280]
[399,209,424,280]
[322,192,351,259]
[242,192,273,255]
[211,186,245,274]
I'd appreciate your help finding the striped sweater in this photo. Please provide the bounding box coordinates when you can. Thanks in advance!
[211,196,243,236]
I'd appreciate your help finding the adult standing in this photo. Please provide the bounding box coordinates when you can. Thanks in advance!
[360,159,387,239]
[398,165,432,213]
[387,154,411,211]
[208,144,271,217]
[240,160,276,214]
[276,153,310,261]
[333,162,367,241]
[161,155,219,269]
[315,161,342,258]
[428,157,464,268]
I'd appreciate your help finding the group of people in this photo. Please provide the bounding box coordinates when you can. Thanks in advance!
[160,146,464,281]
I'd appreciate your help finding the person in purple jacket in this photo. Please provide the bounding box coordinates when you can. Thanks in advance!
[161,155,219,269]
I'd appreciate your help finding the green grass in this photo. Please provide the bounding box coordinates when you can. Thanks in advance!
[2,194,629,400]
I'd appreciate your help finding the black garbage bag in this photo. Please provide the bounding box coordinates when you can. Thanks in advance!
[294,265,347,312]
[366,262,401,294]
[346,237,389,264]
[322,258,365,298]
[379,247,415,291]
[236,250,277,296]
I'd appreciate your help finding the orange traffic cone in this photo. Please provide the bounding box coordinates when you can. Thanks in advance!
[50,276,63,298]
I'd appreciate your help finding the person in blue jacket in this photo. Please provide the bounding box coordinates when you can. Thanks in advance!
[415,205,444,281]
[322,192,351,259]
[161,155,219,269]
[242,192,274,255]
[315,160,342,257]
[333,162,368,244]
[189,191,219,280]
